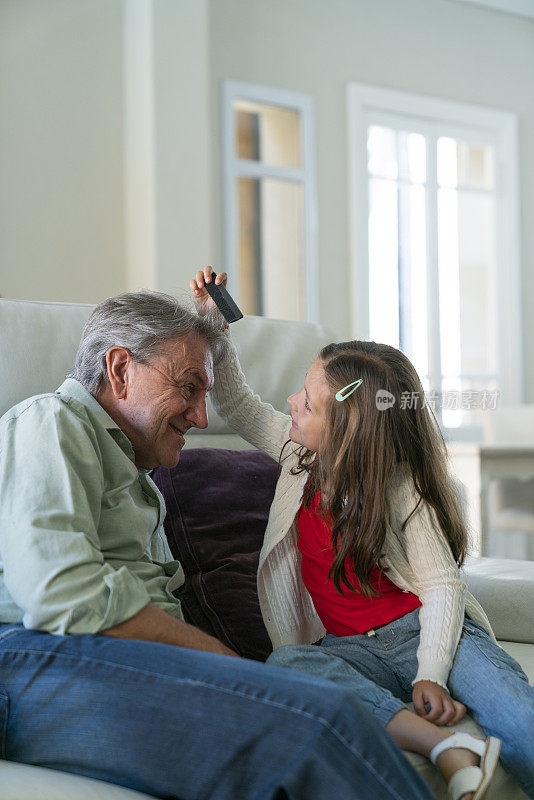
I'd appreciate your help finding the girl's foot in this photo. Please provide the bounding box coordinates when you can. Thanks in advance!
[430,733,501,800]
[434,740,478,800]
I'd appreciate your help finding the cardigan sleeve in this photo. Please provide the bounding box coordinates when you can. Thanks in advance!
[210,332,293,462]
[387,468,467,689]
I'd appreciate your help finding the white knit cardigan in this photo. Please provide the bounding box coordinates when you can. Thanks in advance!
[210,337,495,689]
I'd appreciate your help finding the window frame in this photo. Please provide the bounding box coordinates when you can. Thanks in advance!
[347,82,523,425]
[222,80,319,322]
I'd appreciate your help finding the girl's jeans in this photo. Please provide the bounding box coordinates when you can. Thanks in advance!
[267,608,534,798]
[0,622,435,800]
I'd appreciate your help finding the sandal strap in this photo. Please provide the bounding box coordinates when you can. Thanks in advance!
[448,765,483,800]
[430,732,486,765]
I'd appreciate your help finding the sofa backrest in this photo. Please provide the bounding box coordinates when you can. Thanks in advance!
[0,298,338,449]
[0,299,94,416]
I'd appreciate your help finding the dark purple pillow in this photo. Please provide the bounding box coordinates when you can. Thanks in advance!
[152,448,279,662]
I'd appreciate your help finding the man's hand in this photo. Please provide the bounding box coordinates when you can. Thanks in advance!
[190,266,228,318]
[103,602,240,657]
[412,680,466,726]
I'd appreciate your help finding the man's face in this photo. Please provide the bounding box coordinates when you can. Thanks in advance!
[119,333,213,469]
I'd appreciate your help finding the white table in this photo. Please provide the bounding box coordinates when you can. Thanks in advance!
[449,443,534,556]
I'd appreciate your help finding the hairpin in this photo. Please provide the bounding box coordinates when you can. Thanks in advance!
[335,379,363,402]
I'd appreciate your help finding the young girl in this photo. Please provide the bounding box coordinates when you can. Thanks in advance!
[191,268,534,800]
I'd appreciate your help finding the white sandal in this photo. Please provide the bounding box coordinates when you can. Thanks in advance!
[429,732,501,800]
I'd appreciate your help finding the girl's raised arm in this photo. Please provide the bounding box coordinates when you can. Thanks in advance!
[190,267,292,461]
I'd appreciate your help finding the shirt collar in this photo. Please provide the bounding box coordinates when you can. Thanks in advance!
[56,378,136,463]
[56,378,120,430]
[56,378,152,473]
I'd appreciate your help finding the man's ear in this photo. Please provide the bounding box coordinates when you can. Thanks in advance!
[105,347,133,399]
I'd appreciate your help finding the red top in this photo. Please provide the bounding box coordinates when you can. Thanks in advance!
[297,491,421,636]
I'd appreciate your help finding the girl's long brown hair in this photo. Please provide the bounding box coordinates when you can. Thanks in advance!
[290,341,468,599]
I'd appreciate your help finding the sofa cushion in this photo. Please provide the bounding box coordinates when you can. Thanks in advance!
[152,448,278,662]
[462,556,534,644]
[404,707,527,799]
[0,761,156,800]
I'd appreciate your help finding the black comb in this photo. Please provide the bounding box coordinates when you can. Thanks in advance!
[205,273,244,324]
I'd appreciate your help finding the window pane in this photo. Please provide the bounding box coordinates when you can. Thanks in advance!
[368,178,428,379]
[398,132,426,184]
[262,179,304,320]
[457,192,498,375]
[237,177,304,321]
[457,142,495,190]
[368,127,426,184]
[437,135,497,427]
[237,178,262,315]
[368,178,399,346]
[367,126,398,180]
[437,187,462,381]
[441,375,499,429]
[437,137,458,188]
[236,110,260,160]
[398,183,428,379]
[438,137,495,190]
[438,178,498,426]
[234,100,301,168]
[438,184,498,378]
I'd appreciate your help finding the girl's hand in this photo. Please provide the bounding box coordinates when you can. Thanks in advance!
[412,680,466,726]
[189,266,228,318]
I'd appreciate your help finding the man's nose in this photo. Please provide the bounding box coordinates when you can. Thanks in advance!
[188,398,209,429]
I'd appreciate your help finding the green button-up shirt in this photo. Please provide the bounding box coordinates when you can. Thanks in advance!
[0,378,184,634]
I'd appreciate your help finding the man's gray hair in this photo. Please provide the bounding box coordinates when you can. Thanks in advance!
[68,291,231,396]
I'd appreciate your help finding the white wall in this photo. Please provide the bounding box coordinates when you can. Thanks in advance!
[124,0,157,293]
[0,0,125,303]
[122,0,215,300]
[0,0,212,307]
[208,0,534,401]
[151,0,213,299]
[1,0,533,401]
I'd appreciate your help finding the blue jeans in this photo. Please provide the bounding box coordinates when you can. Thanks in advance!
[0,623,435,800]
[267,608,534,798]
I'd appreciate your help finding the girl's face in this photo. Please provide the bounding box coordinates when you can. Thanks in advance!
[287,359,330,452]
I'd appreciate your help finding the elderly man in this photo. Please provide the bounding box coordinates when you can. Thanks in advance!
[0,291,433,800]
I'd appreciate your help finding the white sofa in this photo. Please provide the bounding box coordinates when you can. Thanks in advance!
[0,297,533,800]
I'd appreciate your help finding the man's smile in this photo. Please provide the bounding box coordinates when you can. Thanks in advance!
[169,422,185,439]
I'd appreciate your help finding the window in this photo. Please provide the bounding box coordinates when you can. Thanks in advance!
[222,82,318,322]
[348,84,522,437]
